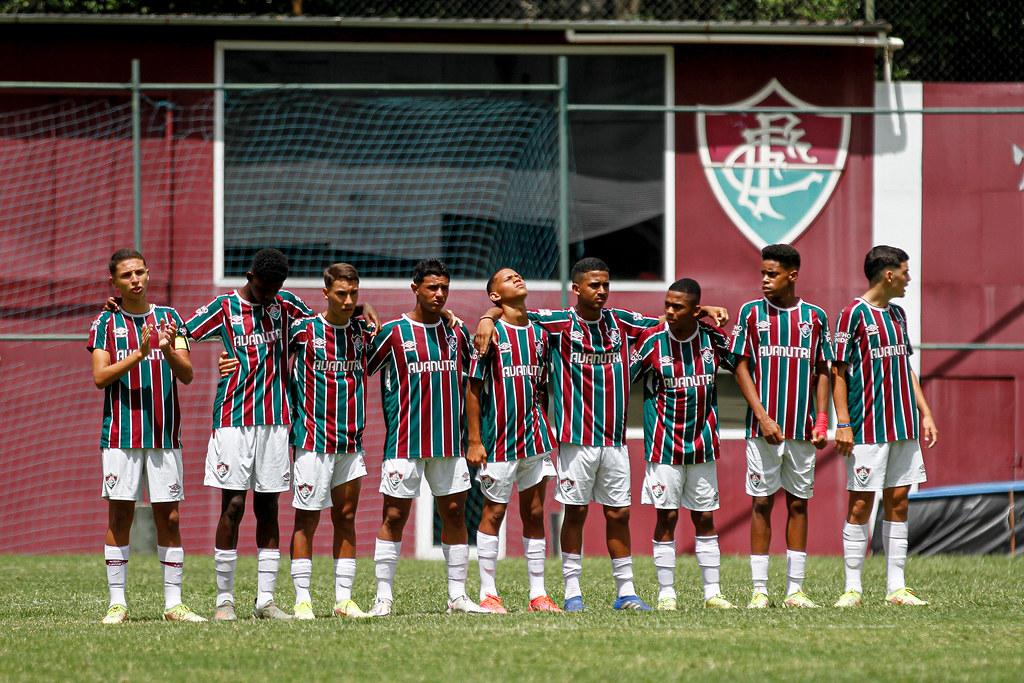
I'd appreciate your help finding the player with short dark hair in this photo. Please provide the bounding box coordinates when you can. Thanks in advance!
[186,248,314,620]
[287,263,373,620]
[832,245,938,607]
[730,244,834,609]
[477,258,729,612]
[466,267,562,613]
[365,258,489,616]
[630,278,738,610]
[90,249,205,623]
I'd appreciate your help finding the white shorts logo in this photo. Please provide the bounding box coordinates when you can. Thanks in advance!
[651,482,666,499]
[296,483,314,502]
[216,462,230,479]
[480,474,495,490]
[168,483,181,497]
[748,472,763,489]
[387,471,404,489]
[104,473,118,490]
[855,466,871,486]
[559,477,576,495]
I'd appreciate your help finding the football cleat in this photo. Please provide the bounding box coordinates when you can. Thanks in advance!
[101,604,128,624]
[885,588,929,606]
[563,596,586,612]
[833,590,863,608]
[479,594,508,614]
[368,598,393,617]
[656,597,678,611]
[292,601,315,620]
[612,595,653,611]
[447,595,491,614]
[705,594,737,609]
[163,604,207,622]
[213,601,237,621]
[253,600,292,620]
[783,590,819,608]
[528,595,563,612]
[333,599,370,618]
[747,591,770,609]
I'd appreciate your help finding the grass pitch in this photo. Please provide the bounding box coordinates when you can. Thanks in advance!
[1,554,1022,681]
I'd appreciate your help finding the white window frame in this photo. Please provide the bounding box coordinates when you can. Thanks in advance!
[214,40,675,293]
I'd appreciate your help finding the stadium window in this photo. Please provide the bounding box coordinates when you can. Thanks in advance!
[218,43,670,285]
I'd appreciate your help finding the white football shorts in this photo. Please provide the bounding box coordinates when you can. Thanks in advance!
[641,460,720,511]
[847,439,927,492]
[291,448,367,511]
[204,424,291,493]
[745,437,817,499]
[101,447,184,503]
[554,443,631,508]
[476,451,556,504]
[379,456,471,499]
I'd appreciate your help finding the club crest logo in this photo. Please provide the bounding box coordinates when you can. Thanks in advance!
[855,466,871,486]
[352,335,364,355]
[216,462,229,479]
[697,78,850,248]
[311,337,327,349]
[700,347,715,363]
[608,329,621,346]
[267,304,281,320]
[712,492,720,505]
[297,483,314,502]
[559,477,576,495]
[229,315,244,327]
[748,472,763,489]
[535,339,545,358]
[446,334,459,352]
[651,482,666,499]
[799,321,813,338]
[282,470,290,484]
[479,474,496,490]
[104,473,118,490]
[387,471,404,489]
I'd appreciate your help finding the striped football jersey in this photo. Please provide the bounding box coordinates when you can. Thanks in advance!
[834,298,919,444]
[366,315,470,459]
[630,321,734,465]
[87,305,189,449]
[289,314,373,454]
[529,307,658,446]
[729,298,834,441]
[185,290,313,428]
[468,319,555,462]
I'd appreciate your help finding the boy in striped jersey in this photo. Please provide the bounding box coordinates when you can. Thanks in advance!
[832,246,938,607]
[630,278,738,611]
[477,258,729,612]
[287,263,373,620]
[466,268,561,613]
[186,248,314,620]
[730,244,834,609]
[89,248,205,623]
[365,259,489,616]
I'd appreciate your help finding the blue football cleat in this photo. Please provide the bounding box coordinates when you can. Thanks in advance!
[613,595,653,611]
[563,596,586,612]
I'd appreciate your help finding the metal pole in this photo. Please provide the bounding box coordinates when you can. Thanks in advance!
[557,55,570,309]
[131,59,142,251]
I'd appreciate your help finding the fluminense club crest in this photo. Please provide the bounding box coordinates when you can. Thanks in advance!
[697,79,850,248]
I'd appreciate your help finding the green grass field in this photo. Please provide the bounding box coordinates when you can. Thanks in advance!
[1,554,1022,681]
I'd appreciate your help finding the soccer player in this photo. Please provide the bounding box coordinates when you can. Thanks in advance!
[287,263,374,620]
[630,278,738,611]
[477,257,728,612]
[185,248,313,620]
[365,258,488,616]
[729,244,833,609]
[832,245,938,607]
[89,248,205,623]
[466,267,562,613]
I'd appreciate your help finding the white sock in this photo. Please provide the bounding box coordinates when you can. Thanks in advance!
[562,552,583,600]
[842,522,869,593]
[750,554,770,595]
[523,537,548,600]
[611,556,636,598]
[105,544,129,608]
[214,548,237,606]
[157,546,184,610]
[255,547,280,609]
[443,543,469,601]
[291,557,312,605]
[335,558,357,603]
[652,541,676,600]
[785,549,807,597]
[477,532,499,601]
[374,538,400,602]
[695,536,721,601]
[883,520,909,594]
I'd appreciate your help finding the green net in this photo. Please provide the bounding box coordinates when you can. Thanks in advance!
[223,92,571,280]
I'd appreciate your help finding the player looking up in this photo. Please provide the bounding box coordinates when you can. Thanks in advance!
[466,268,562,613]
[832,246,938,607]
[287,263,374,620]
[630,278,738,611]
[365,259,488,616]
[89,248,205,623]
[185,248,313,620]
[730,244,833,609]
